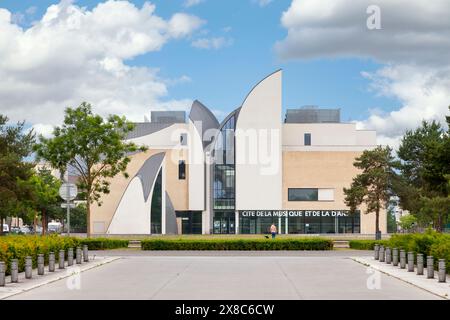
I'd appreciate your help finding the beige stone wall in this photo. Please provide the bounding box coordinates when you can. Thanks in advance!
[282,151,386,234]
[90,148,190,234]
[165,149,189,210]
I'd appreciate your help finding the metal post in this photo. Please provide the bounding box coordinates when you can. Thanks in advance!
[83,245,89,262]
[374,244,380,260]
[427,256,434,279]
[392,248,399,266]
[0,261,5,287]
[68,248,74,266]
[400,250,406,269]
[49,252,55,272]
[417,253,424,275]
[76,247,82,264]
[438,259,446,283]
[37,254,44,275]
[379,246,385,262]
[25,256,32,279]
[407,252,414,272]
[59,250,65,269]
[66,170,71,236]
[385,247,391,264]
[11,259,18,283]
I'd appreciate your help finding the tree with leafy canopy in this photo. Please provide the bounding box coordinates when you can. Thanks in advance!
[34,103,146,237]
[396,112,450,230]
[28,168,62,234]
[398,214,417,233]
[0,114,35,235]
[344,146,399,239]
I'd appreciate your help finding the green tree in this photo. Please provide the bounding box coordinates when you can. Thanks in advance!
[34,103,146,237]
[0,115,35,235]
[28,168,62,234]
[398,214,417,232]
[343,146,398,239]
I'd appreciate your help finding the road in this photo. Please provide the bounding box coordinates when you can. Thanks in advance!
[6,250,442,300]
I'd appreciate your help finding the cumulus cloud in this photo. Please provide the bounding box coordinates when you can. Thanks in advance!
[192,37,233,50]
[0,0,204,135]
[276,0,450,147]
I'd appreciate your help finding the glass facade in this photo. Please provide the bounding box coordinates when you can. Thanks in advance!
[212,112,237,234]
[176,211,202,234]
[150,169,162,234]
[240,212,360,234]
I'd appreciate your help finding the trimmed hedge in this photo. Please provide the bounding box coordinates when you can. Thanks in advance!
[141,238,333,251]
[349,231,450,273]
[79,238,129,250]
[0,235,79,274]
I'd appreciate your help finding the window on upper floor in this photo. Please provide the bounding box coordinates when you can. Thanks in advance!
[179,160,186,180]
[304,133,311,146]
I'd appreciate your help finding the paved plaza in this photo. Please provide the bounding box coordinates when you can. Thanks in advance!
[4,250,442,300]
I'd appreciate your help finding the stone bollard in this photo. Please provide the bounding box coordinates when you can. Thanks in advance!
[37,254,44,275]
[76,247,82,264]
[417,254,424,275]
[379,246,385,262]
[0,261,5,287]
[68,248,74,266]
[11,259,18,283]
[407,252,414,272]
[49,252,55,272]
[386,247,392,264]
[25,256,32,279]
[392,248,399,266]
[438,259,446,283]
[59,250,65,269]
[400,250,406,269]
[83,245,89,262]
[427,256,434,279]
[374,244,380,260]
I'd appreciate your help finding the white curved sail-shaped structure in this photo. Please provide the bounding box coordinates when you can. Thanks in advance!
[235,70,282,210]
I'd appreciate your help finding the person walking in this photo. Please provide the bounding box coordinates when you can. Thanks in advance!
[270,224,277,239]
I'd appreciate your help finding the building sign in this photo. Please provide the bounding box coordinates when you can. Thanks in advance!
[238,210,355,218]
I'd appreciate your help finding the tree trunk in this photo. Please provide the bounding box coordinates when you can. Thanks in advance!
[87,202,91,238]
[0,216,3,236]
[375,206,380,240]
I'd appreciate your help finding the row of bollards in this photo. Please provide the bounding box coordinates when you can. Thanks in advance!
[374,244,446,283]
[0,245,89,286]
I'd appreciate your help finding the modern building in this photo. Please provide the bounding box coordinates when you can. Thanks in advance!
[90,70,386,235]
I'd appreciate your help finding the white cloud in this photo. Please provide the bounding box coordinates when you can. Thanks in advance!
[276,0,450,148]
[184,0,205,8]
[0,1,204,131]
[192,37,233,50]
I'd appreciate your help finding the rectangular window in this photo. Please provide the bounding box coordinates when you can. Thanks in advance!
[180,133,187,146]
[304,133,311,146]
[288,188,318,201]
[178,160,186,180]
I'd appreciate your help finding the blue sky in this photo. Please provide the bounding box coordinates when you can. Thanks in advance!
[1,0,398,123]
[1,0,448,147]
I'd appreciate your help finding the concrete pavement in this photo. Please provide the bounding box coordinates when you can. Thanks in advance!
[5,253,442,300]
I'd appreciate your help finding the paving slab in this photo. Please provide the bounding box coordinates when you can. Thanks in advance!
[351,256,450,300]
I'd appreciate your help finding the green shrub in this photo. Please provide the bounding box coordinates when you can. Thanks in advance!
[349,231,450,272]
[141,238,333,251]
[0,235,79,274]
[79,238,129,250]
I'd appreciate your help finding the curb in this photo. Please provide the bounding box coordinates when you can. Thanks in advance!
[351,256,449,300]
[0,256,120,300]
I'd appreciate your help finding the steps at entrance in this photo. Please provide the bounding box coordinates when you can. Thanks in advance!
[333,240,350,249]
[128,240,141,249]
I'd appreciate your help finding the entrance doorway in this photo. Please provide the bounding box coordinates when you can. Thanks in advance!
[213,211,235,234]
[175,211,202,234]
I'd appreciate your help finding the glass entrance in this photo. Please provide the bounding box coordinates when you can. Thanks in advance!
[213,211,235,234]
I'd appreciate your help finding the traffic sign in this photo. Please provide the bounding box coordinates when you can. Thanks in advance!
[59,183,78,201]
[61,203,76,209]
